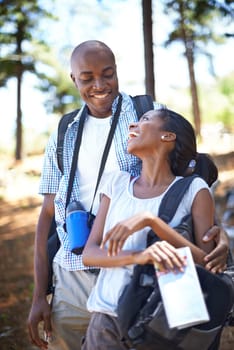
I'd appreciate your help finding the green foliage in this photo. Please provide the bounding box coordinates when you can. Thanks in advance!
[0,0,56,80]
[163,0,232,56]
[0,0,57,159]
[199,71,234,128]
[31,42,81,115]
[219,72,234,102]
[218,108,233,128]
[0,0,81,117]
[161,0,233,136]
[217,72,234,129]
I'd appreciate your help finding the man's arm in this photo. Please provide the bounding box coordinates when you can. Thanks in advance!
[203,225,229,273]
[27,194,55,349]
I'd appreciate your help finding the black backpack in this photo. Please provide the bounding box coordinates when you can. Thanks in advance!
[117,176,234,349]
[46,94,154,294]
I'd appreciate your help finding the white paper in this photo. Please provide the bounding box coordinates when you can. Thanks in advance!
[156,246,210,329]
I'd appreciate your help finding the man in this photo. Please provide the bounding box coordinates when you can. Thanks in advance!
[27,40,229,350]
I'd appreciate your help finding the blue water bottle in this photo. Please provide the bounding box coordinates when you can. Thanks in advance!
[66,201,90,255]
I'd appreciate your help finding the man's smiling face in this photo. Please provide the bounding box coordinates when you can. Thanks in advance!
[71,47,119,118]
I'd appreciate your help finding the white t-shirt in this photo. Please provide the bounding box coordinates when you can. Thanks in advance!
[87,171,209,316]
[77,115,119,214]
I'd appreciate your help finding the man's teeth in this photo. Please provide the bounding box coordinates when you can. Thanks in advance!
[93,94,108,99]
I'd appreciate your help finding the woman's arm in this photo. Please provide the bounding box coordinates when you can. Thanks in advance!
[191,188,215,253]
[82,195,139,267]
[82,195,186,271]
[84,199,205,266]
[100,189,216,266]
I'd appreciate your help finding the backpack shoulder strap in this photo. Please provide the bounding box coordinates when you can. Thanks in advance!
[131,95,154,119]
[158,174,199,224]
[56,109,79,174]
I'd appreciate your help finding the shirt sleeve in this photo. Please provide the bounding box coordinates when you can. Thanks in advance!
[98,171,118,201]
[39,130,62,194]
[170,177,210,227]
[188,177,210,203]
[98,171,130,202]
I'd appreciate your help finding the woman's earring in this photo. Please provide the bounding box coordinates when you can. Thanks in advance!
[161,135,166,140]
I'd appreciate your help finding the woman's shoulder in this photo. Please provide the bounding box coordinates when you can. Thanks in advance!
[171,176,210,202]
[191,175,210,190]
[107,170,131,183]
[100,171,130,199]
[183,176,210,205]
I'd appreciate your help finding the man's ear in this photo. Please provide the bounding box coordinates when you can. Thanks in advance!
[70,73,75,83]
[70,73,78,88]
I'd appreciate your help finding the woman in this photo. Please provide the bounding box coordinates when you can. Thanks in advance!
[82,108,217,349]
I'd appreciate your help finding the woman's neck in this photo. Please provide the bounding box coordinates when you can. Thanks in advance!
[133,161,176,199]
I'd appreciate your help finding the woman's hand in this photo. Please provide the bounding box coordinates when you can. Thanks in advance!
[100,211,152,256]
[134,240,186,272]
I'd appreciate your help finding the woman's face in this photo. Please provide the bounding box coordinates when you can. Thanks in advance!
[128,110,176,158]
[127,110,167,156]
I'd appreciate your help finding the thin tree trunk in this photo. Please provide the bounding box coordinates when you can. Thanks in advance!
[178,1,201,138]
[15,71,22,160]
[185,47,201,137]
[15,23,23,161]
[142,0,156,100]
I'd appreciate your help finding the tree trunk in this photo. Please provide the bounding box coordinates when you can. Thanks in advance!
[142,0,156,100]
[15,22,24,161]
[185,46,201,138]
[178,2,201,138]
[15,71,22,160]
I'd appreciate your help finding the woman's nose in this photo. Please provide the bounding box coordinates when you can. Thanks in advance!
[129,122,137,130]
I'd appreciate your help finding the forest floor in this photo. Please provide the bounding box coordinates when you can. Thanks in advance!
[0,152,234,349]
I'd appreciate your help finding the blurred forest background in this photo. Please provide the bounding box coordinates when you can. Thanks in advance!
[0,0,234,349]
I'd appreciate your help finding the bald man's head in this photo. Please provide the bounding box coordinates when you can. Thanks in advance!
[70,40,119,117]
[71,40,116,69]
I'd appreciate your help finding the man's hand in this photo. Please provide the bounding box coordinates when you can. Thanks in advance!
[27,297,52,349]
[203,225,229,273]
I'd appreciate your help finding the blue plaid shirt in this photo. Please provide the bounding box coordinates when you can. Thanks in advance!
[39,92,160,271]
